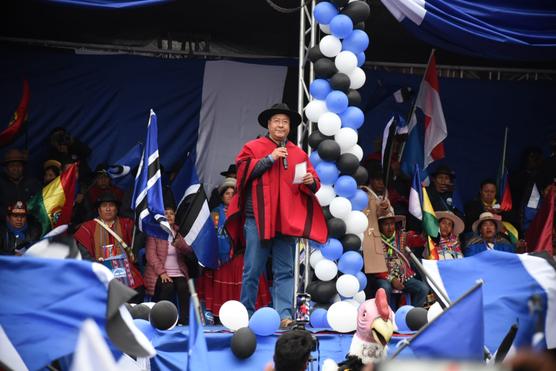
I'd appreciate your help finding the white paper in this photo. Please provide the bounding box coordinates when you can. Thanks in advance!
[293,161,307,184]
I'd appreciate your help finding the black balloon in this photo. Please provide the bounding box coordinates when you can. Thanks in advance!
[353,165,369,185]
[317,139,341,162]
[322,205,333,220]
[130,304,151,321]
[308,45,325,63]
[149,300,179,330]
[347,89,362,107]
[314,58,338,79]
[406,307,428,331]
[327,217,346,239]
[330,73,351,93]
[308,280,338,303]
[309,130,332,149]
[341,1,371,24]
[337,153,360,175]
[231,327,257,359]
[341,234,361,252]
[354,21,366,30]
[331,0,349,8]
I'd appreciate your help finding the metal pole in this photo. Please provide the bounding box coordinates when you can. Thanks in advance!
[296,0,307,147]
[187,278,205,326]
[404,246,451,307]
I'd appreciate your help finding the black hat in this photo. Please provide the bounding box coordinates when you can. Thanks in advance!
[430,164,455,179]
[220,164,237,177]
[95,192,121,207]
[257,103,302,128]
[94,163,110,177]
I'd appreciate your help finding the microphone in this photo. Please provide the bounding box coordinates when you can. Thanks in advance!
[280,140,288,170]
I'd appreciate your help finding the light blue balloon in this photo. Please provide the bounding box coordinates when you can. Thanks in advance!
[133,319,157,341]
[329,14,353,39]
[249,307,281,336]
[334,175,357,198]
[314,1,338,25]
[355,271,367,291]
[338,251,363,274]
[316,161,340,185]
[340,106,364,130]
[395,305,415,333]
[310,79,332,100]
[342,30,369,54]
[325,90,349,114]
[309,150,322,168]
[357,51,366,67]
[321,238,343,260]
[349,189,369,211]
[310,308,330,328]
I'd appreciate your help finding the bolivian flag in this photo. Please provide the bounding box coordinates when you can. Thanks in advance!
[0,79,30,147]
[28,163,78,236]
[422,186,440,259]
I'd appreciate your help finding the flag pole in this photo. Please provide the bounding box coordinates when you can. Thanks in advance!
[397,49,436,163]
[390,280,484,359]
[383,115,396,191]
[403,246,451,308]
[188,278,205,326]
[497,127,509,191]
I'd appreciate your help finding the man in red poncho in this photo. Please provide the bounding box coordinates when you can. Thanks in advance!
[226,103,327,327]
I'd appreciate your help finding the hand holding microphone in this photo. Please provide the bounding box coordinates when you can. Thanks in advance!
[271,142,288,169]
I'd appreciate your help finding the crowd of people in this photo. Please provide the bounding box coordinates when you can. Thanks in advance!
[1,106,556,330]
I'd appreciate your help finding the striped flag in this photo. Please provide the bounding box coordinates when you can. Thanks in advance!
[28,163,77,236]
[422,251,556,353]
[132,110,173,240]
[416,50,447,169]
[408,164,423,220]
[173,154,218,269]
[523,184,541,230]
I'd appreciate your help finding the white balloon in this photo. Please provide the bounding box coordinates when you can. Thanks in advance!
[329,196,352,219]
[315,259,338,281]
[318,112,342,136]
[342,144,363,161]
[316,184,336,206]
[319,23,331,35]
[327,301,358,333]
[219,300,249,331]
[345,210,369,234]
[336,274,360,298]
[348,67,366,90]
[304,99,327,122]
[319,35,342,58]
[322,359,339,371]
[310,249,325,269]
[354,290,366,303]
[427,301,444,322]
[344,299,361,308]
[335,51,358,74]
[334,128,359,152]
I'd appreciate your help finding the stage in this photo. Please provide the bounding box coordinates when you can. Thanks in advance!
[148,325,413,370]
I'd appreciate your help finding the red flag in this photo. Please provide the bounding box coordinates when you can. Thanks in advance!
[0,79,30,147]
[499,171,512,212]
[525,188,554,256]
[415,50,447,168]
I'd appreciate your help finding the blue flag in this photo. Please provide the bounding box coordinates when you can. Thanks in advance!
[173,154,218,269]
[422,251,556,352]
[0,256,154,370]
[108,142,143,188]
[409,282,485,360]
[188,300,210,371]
[132,110,173,240]
[401,112,425,177]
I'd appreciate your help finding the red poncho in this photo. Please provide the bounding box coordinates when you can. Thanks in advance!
[225,136,328,251]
